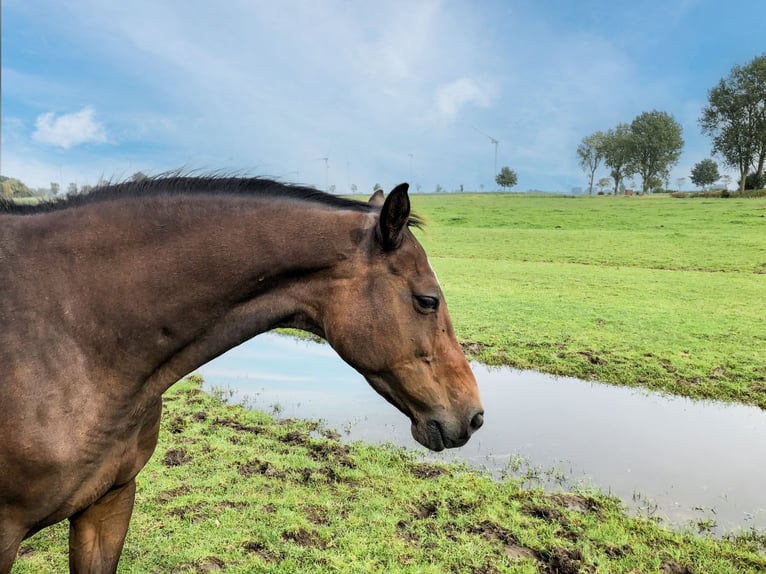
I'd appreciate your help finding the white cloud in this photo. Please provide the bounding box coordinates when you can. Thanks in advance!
[435,78,493,121]
[33,106,107,149]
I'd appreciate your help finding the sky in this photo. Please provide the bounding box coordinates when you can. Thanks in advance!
[2,0,765,194]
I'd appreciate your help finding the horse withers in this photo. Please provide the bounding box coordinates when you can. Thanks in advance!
[0,177,483,572]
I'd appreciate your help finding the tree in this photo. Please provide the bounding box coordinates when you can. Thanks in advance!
[50,182,60,196]
[629,110,684,194]
[495,166,518,190]
[0,176,32,198]
[596,177,611,194]
[576,131,606,195]
[690,159,720,190]
[700,54,766,193]
[601,124,634,195]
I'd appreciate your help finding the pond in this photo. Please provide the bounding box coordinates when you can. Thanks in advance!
[198,333,766,534]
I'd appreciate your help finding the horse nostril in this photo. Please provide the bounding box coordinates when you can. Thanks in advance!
[470,411,484,431]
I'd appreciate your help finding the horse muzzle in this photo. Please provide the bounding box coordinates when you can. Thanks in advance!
[411,409,484,452]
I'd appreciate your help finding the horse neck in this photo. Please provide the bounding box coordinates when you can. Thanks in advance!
[25,196,366,396]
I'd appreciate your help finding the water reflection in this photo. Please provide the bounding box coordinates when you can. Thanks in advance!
[198,333,766,534]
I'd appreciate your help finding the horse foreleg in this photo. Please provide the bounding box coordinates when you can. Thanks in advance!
[0,527,23,574]
[68,480,136,574]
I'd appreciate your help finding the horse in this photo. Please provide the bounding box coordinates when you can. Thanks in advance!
[0,176,483,573]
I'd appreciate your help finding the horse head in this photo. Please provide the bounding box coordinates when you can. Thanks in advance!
[322,184,484,451]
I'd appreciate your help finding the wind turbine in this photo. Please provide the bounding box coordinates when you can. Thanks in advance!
[473,126,499,189]
[318,157,329,192]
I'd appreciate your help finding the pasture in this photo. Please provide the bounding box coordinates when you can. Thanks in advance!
[11,379,766,573]
[410,193,766,408]
[9,190,766,572]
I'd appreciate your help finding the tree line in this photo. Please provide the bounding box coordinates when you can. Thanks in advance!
[577,111,684,196]
[578,53,766,195]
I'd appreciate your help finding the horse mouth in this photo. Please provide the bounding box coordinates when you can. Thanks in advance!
[412,419,470,452]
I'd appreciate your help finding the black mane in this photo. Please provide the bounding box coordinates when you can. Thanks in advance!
[0,175,376,216]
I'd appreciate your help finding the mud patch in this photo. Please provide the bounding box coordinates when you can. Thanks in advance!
[237,458,285,479]
[546,547,592,574]
[660,560,693,574]
[155,485,192,503]
[281,430,310,446]
[16,546,35,559]
[242,540,283,563]
[414,501,439,519]
[307,440,355,467]
[461,341,490,357]
[171,556,225,573]
[470,520,540,562]
[163,448,191,467]
[410,462,449,479]
[168,415,187,434]
[168,502,206,522]
[282,527,325,548]
[303,504,331,525]
[550,493,601,514]
[578,351,604,365]
[320,428,341,440]
[523,502,563,522]
[505,544,538,560]
[212,416,264,434]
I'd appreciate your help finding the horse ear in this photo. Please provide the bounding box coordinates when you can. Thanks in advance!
[377,183,410,250]
[368,189,385,207]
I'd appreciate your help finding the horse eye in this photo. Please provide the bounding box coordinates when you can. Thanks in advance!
[414,295,440,313]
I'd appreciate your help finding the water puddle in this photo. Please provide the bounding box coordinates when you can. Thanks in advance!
[198,333,766,534]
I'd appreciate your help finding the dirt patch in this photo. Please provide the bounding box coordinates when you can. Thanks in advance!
[461,341,490,357]
[660,561,694,574]
[213,500,247,512]
[170,556,225,573]
[237,458,285,479]
[281,430,310,446]
[212,416,263,434]
[550,493,601,514]
[242,540,282,563]
[523,502,563,522]
[168,415,187,434]
[282,527,325,548]
[578,351,604,365]
[303,504,331,525]
[168,502,206,522]
[396,520,420,546]
[410,462,449,479]
[470,521,540,563]
[307,441,355,467]
[163,448,191,467]
[155,485,192,503]
[16,546,34,559]
[414,501,439,519]
[505,544,538,560]
[546,547,592,574]
[320,428,341,440]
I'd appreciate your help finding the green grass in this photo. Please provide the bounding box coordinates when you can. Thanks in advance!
[409,193,766,408]
[12,379,766,573]
[12,192,766,572]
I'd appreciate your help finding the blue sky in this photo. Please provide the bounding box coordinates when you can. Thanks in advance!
[2,0,765,193]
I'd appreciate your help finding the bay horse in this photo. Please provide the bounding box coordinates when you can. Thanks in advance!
[0,176,483,573]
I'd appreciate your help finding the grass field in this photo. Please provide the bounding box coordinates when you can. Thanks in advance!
[11,193,766,572]
[12,379,766,573]
[408,193,766,409]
